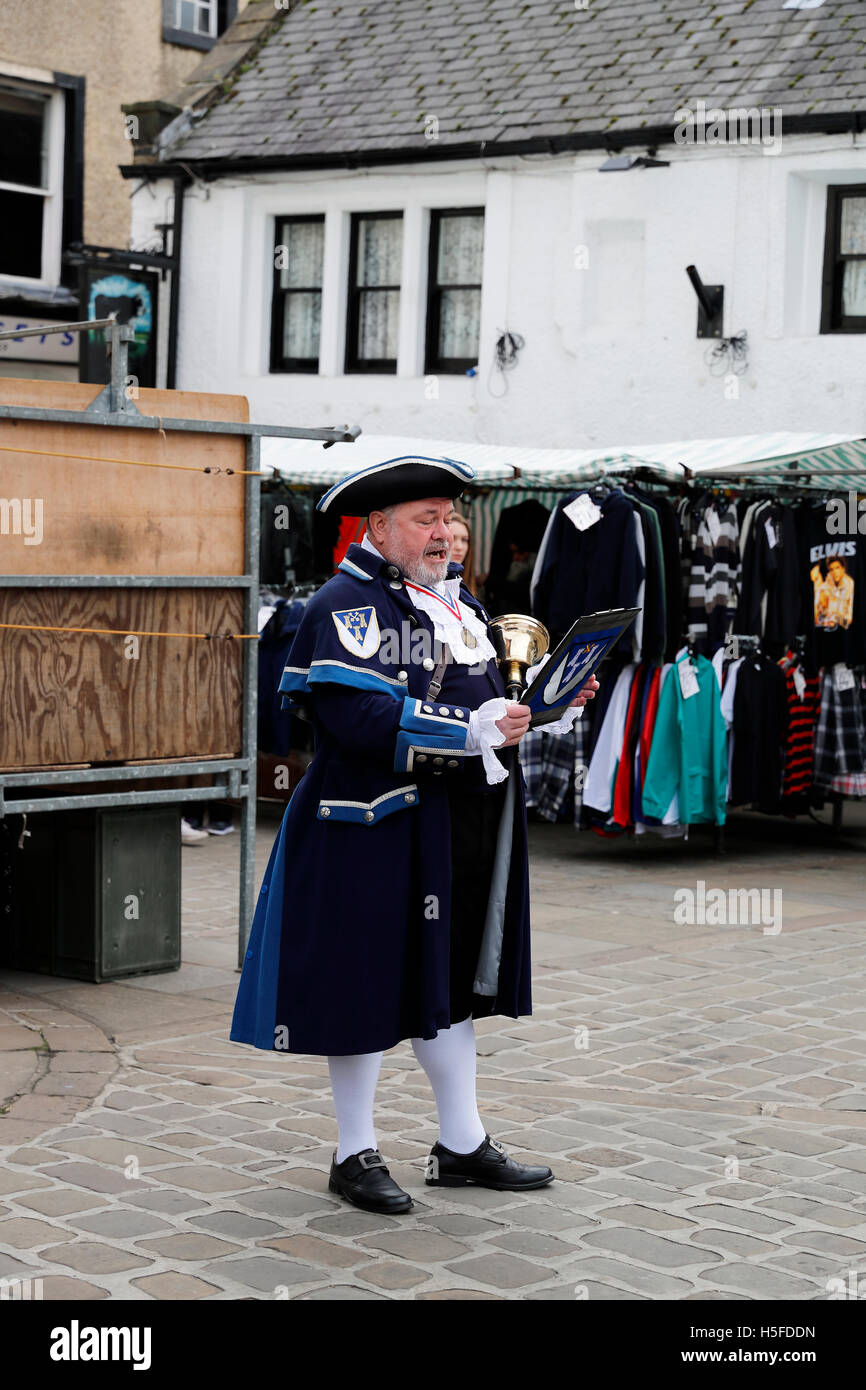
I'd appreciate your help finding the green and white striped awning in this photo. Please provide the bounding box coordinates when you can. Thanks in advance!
[261,434,514,486]
[260,434,687,487]
[624,432,866,488]
[262,430,866,491]
[261,430,866,573]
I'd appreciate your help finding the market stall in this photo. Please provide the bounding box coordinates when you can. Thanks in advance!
[257,429,866,843]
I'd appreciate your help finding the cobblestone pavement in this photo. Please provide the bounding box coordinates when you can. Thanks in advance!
[2,804,865,1301]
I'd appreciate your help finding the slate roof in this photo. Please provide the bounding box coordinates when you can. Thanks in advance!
[159,0,866,167]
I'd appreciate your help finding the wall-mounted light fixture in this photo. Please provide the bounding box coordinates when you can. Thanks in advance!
[685,264,724,338]
[599,153,670,171]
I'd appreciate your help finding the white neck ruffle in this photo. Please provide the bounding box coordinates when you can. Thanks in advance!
[360,532,496,666]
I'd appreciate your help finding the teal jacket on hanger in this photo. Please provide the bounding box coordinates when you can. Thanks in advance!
[642,650,728,826]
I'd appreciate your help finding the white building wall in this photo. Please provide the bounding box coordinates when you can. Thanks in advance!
[130,132,866,446]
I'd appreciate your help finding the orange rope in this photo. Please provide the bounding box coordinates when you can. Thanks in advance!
[0,622,258,640]
[0,443,263,476]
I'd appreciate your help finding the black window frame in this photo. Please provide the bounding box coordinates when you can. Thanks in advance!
[55,71,85,282]
[821,183,866,334]
[269,213,325,375]
[162,0,237,51]
[425,206,484,374]
[345,210,403,374]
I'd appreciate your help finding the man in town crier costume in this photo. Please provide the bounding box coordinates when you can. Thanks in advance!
[230,455,597,1212]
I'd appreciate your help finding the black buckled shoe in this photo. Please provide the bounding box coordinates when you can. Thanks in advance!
[425,1134,554,1191]
[328,1148,413,1214]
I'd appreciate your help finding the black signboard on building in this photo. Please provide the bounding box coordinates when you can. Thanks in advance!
[78,262,159,388]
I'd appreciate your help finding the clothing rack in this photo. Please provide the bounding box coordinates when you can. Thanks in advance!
[532,474,864,849]
[691,474,862,496]
[278,460,864,850]
[467,463,684,499]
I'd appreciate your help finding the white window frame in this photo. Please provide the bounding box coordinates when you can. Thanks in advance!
[172,0,218,39]
[245,175,489,381]
[0,76,66,290]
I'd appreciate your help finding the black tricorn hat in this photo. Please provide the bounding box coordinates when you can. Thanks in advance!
[316,454,474,516]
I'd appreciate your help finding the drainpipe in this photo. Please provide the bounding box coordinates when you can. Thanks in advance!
[166,172,188,390]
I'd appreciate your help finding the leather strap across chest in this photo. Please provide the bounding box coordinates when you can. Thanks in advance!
[425,650,451,700]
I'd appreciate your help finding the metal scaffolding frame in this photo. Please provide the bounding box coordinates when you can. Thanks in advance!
[0,319,358,967]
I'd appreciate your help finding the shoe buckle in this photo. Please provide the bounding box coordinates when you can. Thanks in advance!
[357,1151,386,1170]
[488,1138,506,1155]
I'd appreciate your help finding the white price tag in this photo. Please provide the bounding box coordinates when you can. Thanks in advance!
[792,665,806,701]
[764,517,777,549]
[563,492,603,532]
[678,658,699,700]
[834,663,856,693]
[705,507,721,546]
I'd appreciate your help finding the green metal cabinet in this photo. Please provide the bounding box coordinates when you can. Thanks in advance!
[2,807,181,982]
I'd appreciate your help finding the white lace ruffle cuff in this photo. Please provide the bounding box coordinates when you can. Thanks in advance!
[534,702,583,736]
[466,697,509,785]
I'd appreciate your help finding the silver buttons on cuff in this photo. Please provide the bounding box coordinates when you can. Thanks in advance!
[422,704,433,713]
[364,810,375,822]
[404,792,416,803]
[454,710,465,719]
[433,757,444,766]
[416,754,427,763]
[438,707,449,716]
[447,760,458,768]
[320,807,331,817]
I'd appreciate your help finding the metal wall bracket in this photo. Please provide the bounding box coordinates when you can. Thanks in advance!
[686,265,725,339]
[84,383,142,417]
[83,320,142,415]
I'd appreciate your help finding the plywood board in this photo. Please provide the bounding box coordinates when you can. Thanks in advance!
[0,589,244,767]
[0,378,250,576]
[0,379,250,422]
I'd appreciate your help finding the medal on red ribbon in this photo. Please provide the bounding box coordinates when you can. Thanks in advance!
[403,580,462,620]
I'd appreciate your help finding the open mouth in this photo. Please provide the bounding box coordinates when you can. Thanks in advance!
[426,547,447,562]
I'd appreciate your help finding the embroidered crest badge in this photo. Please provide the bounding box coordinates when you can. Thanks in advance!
[331,606,381,659]
[541,640,605,705]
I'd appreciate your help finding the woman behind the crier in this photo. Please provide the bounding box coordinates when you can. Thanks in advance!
[448,511,478,593]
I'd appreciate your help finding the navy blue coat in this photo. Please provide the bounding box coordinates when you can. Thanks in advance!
[230,543,532,1056]
[533,488,645,645]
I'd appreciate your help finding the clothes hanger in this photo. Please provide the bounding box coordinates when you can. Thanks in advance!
[589,480,612,501]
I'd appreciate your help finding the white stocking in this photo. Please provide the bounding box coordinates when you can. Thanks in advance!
[411,1016,487,1154]
[327,1051,383,1163]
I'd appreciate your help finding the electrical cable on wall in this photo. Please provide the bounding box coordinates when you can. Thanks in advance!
[487,329,525,397]
[705,329,749,377]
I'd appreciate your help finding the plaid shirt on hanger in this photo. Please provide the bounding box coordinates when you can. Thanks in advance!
[518,699,594,825]
[813,669,866,789]
[520,726,575,822]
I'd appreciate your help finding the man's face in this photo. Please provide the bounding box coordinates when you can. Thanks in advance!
[370,497,454,585]
[828,560,844,584]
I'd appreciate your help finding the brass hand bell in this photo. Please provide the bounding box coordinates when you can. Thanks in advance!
[488,614,550,700]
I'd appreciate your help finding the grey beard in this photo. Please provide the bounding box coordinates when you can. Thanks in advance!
[408,557,449,586]
[385,537,450,587]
